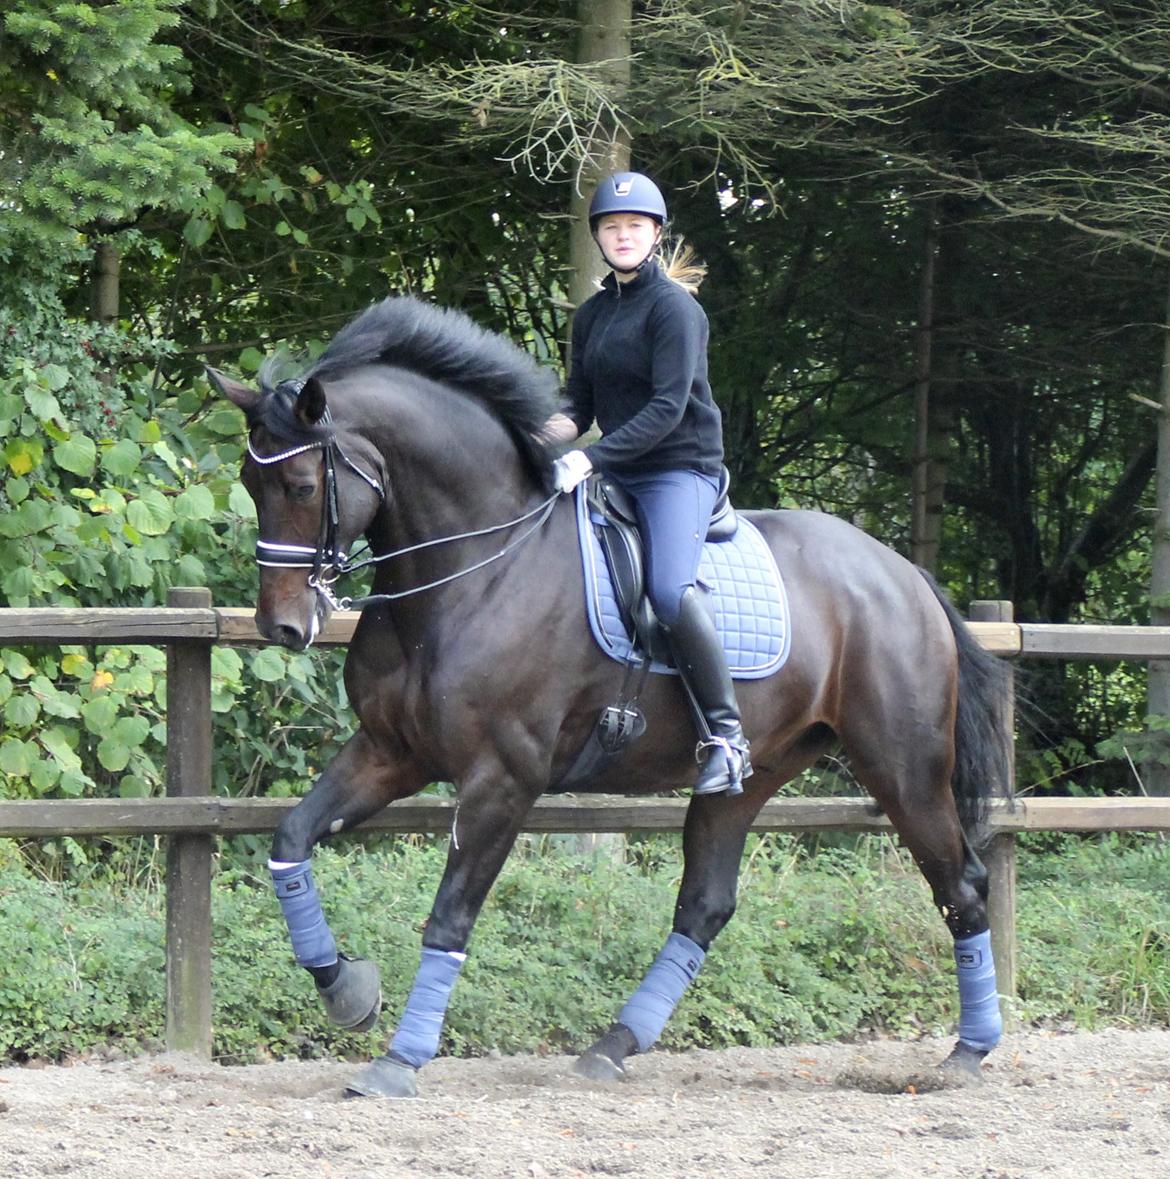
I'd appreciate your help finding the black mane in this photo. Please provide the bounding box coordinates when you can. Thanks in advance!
[256,297,559,478]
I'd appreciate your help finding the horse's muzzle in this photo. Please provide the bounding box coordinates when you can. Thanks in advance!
[256,577,326,650]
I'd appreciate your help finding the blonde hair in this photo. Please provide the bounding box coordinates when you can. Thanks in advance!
[660,236,707,295]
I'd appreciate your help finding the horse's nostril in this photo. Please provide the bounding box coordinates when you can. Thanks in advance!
[276,624,305,649]
[257,612,306,650]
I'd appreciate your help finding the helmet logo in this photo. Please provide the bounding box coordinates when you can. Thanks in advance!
[613,179,633,196]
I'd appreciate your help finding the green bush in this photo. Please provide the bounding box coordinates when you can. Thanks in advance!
[0,286,356,856]
[0,869,165,1060]
[1,833,1169,1064]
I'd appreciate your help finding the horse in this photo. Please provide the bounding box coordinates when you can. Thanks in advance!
[208,296,1012,1099]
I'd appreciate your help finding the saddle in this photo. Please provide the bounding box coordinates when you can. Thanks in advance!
[556,470,787,793]
[553,470,739,792]
[585,468,737,666]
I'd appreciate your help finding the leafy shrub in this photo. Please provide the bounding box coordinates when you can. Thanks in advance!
[0,868,165,1060]
[0,289,354,861]
[3,834,1170,1064]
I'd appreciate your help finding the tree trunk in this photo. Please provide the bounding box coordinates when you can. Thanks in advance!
[1146,272,1170,794]
[911,204,939,569]
[568,0,632,312]
[571,0,631,859]
[91,240,120,325]
[90,240,120,387]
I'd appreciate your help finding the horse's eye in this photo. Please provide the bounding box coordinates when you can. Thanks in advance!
[288,482,316,503]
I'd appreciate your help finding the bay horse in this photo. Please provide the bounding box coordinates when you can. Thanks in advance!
[209,296,1012,1099]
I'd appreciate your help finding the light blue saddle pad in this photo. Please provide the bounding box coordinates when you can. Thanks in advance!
[574,485,791,679]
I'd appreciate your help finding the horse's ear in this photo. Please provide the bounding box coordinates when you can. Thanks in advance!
[206,367,259,412]
[294,377,328,427]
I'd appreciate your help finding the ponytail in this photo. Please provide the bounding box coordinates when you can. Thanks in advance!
[660,237,707,295]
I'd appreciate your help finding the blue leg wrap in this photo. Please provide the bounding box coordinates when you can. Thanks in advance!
[618,933,706,1054]
[269,860,338,969]
[954,929,1003,1052]
[389,948,466,1069]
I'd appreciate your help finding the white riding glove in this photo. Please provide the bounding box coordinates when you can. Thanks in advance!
[552,449,593,493]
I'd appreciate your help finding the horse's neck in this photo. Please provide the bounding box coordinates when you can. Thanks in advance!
[362,379,537,564]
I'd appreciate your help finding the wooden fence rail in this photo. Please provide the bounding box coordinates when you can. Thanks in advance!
[2,591,1169,1057]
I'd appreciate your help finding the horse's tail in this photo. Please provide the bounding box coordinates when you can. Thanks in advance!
[919,570,1014,847]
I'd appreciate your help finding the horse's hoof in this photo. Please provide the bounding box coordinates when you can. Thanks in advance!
[317,955,382,1032]
[344,1054,419,1099]
[574,1022,636,1082]
[939,1041,989,1081]
[573,1051,626,1082]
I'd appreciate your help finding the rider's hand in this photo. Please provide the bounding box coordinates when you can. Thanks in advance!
[551,450,593,493]
[539,413,580,446]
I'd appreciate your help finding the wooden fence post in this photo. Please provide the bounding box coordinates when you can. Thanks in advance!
[969,599,1017,1021]
[165,586,214,1057]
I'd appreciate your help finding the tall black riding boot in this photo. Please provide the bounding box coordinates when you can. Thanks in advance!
[667,586,752,797]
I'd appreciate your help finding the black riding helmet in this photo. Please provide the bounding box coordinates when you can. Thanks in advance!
[588,172,667,274]
[588,171,668,228]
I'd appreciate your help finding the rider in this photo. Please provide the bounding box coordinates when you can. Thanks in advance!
[543,170,751,797]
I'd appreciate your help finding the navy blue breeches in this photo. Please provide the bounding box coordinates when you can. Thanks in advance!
[605,468,719,627]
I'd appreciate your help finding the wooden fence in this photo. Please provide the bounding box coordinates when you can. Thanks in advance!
[3,588,1170,1058]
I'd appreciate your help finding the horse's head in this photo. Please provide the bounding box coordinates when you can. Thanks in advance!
[209,369,385,650]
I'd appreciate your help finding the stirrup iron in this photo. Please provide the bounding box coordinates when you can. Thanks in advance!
[693,734,751,797]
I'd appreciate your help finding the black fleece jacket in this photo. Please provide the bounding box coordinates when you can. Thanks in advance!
[562,261,724,476]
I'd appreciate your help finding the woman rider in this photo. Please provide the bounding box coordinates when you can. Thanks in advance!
[543,171,751,797]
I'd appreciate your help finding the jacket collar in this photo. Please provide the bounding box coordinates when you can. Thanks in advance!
[601,259,664,295]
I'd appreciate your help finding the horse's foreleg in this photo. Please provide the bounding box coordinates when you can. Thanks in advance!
[269,729,427,1030]
[346,773,536,1099]
[576,789,765,1080]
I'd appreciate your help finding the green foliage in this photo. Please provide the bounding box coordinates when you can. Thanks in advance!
[1016,835,1170,1027]
[1099,714,1170,771]
[0,277,355,822]
[0,868,165,1060]
[3,834,1170,1064]
[0,0,243,256]
[0,283,232,807]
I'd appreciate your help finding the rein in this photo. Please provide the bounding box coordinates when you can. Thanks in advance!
[247,429,559,612]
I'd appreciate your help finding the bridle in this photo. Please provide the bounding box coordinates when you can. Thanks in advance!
[246,420,559,612]
[247,412,382,587]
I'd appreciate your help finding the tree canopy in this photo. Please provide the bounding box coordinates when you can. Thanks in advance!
[3,0,1169,811]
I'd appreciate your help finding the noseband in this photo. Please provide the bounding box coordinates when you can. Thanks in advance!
[247,421,558,611]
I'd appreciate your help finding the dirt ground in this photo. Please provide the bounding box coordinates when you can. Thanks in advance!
[1,1028,1167,1178]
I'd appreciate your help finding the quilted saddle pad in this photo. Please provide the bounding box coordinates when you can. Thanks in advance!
[574,485,791,679]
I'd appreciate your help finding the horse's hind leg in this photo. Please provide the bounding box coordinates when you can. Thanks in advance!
[887,804,1002,1074]
[841,713,1003,1074]
[269,728,428,1032]
[576,750,829,1080]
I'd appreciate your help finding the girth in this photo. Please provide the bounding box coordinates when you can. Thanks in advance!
[585,467,737,665]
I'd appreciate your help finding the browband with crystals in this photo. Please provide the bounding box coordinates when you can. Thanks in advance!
[247,437,327,464]
[246,433,384,501]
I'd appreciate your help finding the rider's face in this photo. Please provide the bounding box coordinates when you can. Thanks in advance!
[595,214,661,276]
